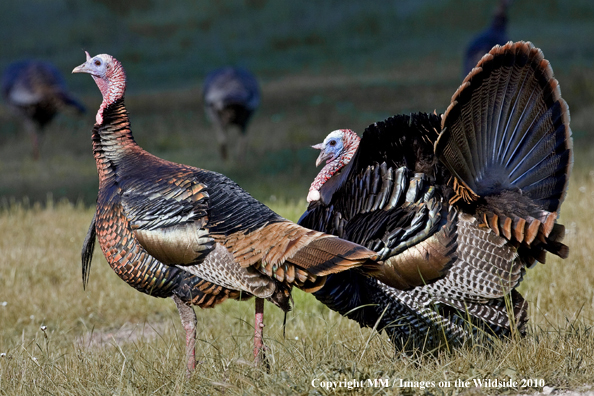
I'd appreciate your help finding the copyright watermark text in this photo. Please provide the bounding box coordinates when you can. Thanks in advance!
[310,377,546,390]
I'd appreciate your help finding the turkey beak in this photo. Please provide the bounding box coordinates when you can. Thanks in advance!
[72,51,93,74]
[312,143,327,167]
[72,62,91,74]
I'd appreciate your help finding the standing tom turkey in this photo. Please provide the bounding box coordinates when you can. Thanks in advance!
[1,60,86,159]
[72,52,451,375]
[203,67,260,161]
[463,0,511,76]
[299,41,572,350]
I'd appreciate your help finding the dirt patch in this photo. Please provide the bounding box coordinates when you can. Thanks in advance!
[76,321,174,348]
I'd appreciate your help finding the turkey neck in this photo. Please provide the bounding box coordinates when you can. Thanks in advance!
[92,98,143,183]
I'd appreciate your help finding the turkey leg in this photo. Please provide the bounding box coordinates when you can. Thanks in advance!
[254,297,267,367]
[172,295,197,377]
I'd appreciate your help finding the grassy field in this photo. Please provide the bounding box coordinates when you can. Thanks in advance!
[1,0,594,394]
[1,162,594,395]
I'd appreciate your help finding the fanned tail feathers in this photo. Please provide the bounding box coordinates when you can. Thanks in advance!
[435,41,572,260]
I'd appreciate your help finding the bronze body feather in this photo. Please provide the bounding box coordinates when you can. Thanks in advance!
[73,52,448,374]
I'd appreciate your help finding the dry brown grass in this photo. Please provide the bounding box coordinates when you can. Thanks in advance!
[1,155,594,395]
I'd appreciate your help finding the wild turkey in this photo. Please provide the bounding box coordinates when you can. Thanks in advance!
[463,0,511,76]
[299,41,572,350]
[203,67,260,161]
[1,59,86,159]
[71,52,450,375]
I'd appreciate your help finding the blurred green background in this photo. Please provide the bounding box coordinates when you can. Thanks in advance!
[1,0,593,205]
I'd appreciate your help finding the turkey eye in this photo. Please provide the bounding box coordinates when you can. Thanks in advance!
[329,140,336,146]
[94,60,101,66]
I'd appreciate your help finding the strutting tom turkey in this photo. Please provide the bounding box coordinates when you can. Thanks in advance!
[463,0,511,76]
[72,52,454,375]
[2,60,86,159]
[299,42,572,350]
[203,67,260,161]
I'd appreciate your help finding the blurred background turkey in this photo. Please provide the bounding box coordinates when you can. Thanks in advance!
[203,67,260,161]
[1,0,594,393]
[463,0,512,75]
[2,59,86,159]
